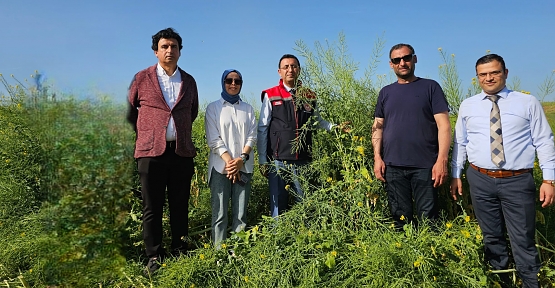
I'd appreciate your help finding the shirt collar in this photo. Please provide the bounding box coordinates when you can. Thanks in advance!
[219,97,240,105]
[480,86,509,100]
[283,83,293,92]
[156,63,179,77]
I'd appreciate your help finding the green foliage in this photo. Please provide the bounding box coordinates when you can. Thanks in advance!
[0,100,43,281]
[1,35,554,287]
[30,99,137,286]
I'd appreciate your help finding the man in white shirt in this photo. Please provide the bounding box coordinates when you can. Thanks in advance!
[257,54,334,217]
[127,28,198,275]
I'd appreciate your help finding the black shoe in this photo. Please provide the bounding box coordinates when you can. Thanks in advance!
[143,256,162,276]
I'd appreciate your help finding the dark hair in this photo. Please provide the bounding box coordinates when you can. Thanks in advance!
[278,54,300,68]
[475,53,506,72]
[151,28,183,51]
[389,43,415,58]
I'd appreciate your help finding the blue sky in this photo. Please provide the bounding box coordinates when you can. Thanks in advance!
[1,0,554,104]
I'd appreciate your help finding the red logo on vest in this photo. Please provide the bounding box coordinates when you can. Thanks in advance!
[303,103,312,112]
[273,100,283,106]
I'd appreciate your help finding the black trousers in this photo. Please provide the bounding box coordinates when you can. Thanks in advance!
[385,166,438,230]
[467,167,540,288]
[137,144,194,258]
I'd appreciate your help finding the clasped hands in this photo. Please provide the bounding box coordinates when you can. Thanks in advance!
[225,157,244,183]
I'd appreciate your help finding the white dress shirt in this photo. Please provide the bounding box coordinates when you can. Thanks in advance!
[156,63,182,141]
[205,98,257,182]
[452,87,555,180]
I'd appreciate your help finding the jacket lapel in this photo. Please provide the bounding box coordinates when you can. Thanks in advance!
[175,68,189,105]
[146,65,167,106]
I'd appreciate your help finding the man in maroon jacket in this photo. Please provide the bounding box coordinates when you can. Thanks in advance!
[127,27,198,275]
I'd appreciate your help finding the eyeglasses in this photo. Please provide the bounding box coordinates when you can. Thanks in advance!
[280,64,299,70]
[477,70,503,78]
[224,78,243,85]
[390,54,415,65]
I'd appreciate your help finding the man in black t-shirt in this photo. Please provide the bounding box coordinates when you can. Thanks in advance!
[372,43,451,230]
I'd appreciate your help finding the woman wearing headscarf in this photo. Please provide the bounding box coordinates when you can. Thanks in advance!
[204,69,257,247]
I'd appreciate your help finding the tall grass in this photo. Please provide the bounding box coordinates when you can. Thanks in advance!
[0,35,554,287]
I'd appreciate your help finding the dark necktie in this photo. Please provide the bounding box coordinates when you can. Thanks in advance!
[488,95,505,167]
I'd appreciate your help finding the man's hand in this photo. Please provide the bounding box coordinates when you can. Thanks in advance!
[259,163,270,178]
[431,159,448,187]
[336,121,351,133]
[539,183,555,208]
[450,178,463,201]
[374,158,386,182]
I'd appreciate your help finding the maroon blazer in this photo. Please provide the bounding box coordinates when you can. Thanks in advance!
[127,64,199,158]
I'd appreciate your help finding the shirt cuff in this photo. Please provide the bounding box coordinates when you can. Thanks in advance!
[451,167,463,178]
[542,168,555,180]
[217,148,228,157]
[258,155,268,165]
[245,140,255,149]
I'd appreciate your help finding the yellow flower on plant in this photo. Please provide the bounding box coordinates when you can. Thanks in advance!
[162,263,166,267]
[357,202,363,207]
[446,222,453,229]
[326,177,333,183]
[285,184,290,191]
[433,276,437,281]
[413,260,421,268]
[221,244,227,249]
[476,234,483,240]
[395,242,401,248]
[356,146,365,156]
[461,230,470,238]
[353,135,359,141]
[331,251,337,257]
[199,254,205,260]
[244,276,249,282]
[190,284,195,288]
[400,215,405,221]
[203,243,210,249]
[465,216,470,222]
[260,254,265,259]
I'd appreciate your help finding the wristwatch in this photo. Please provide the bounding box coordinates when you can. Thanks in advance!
[542,180,555,187]
[240,153,249,163]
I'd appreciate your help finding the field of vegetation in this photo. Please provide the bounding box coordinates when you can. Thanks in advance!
[1,35,554,287]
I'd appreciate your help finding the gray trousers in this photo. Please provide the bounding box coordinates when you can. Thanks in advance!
[467,167,540,288]
[209,168,251,247]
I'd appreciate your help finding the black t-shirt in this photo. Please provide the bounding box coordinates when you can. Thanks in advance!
[374,78,449,168]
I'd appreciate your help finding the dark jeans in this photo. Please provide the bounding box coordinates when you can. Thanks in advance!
[385,165,438,230]
[268,159,308,218]
[137,144,194,258]
[467,167,539,288]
